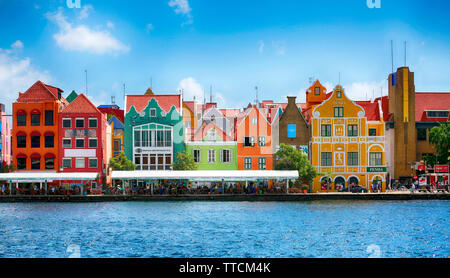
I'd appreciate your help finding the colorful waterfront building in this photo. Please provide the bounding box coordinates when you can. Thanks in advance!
[108,116,125,157]
[65,90,78,103]
[124,90,184,170]
[1,103,12,167]
[97,104,124,124]
[185,104,238,170]
[12,81,66,172]
[236,104,275,171]
[58,94,109,189]
[310,84,387,192]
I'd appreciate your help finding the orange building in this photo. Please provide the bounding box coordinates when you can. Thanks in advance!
[236,105,274,171]
[12,81,67,172]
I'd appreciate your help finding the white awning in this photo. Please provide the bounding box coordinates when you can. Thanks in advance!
[0,172,99,182]
[111,170,298,181]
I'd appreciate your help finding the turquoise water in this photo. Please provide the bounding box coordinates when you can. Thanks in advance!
[0,200,448,258]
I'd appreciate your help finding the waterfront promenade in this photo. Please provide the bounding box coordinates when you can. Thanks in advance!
[0,192,448,202]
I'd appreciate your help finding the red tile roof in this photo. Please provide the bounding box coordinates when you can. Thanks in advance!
[17,80,64,103]
[183,101,195,114]
[355,101,381,121]
[126,94,181,114]
[415,92,450,121]
[193,121,234,141]
[61,94,101,114]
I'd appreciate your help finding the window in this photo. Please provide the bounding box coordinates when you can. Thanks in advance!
[287,124,296,138]
[62,139,72,148]
[244,157,252,169]
[244,136,254,147]
[134,130,141,147]
[149,108,156,117]
[211,115,215,122]
[208,149,216,163]
[347,125,358,137]
[336,91,342,98]
[75,138,84,148]
[88,138,98,148]
[75,158,85,168]
[31,136,40,148]
[17,136,26,148]
[258,136,266,146]
[334,107,344,117]
[62,118,71,128]
[62,158,72,169]
[45,158,54,170]
[31,158,40,170]
[417,129,427,141]
[321,124,332,137]
[193,149,201,163]
[321,152,332,166]
[88,118,98,128]
[75,118,84,128]
[258,157,266,170]
[208,130,216,141]
[88,158,98,168]
[221,149,231,163]
[426,111,449,118]
[45,136,54,148]
[369,128,377,136]
[369,152,383,166]
[114,140,121,152]
[17,114,26,126]
[31,114,40,126]
[45,110,54,126]
[251,117,258,125]
[347,152,358,166]
[17,158,26,170]
[314,87,320,95]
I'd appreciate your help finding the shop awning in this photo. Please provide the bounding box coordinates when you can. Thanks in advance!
[111,170,299,181]
[0,172,99,182]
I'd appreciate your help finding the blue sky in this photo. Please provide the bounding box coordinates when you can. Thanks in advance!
[1,0,450,113]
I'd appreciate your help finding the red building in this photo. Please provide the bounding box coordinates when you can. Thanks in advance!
[58,94,108,190]
[97,104,124,123]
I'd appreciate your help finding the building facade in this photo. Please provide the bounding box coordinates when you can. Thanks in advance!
[108,116,125,157]
[12,81,66,172]
[124,92,184,170]
[1,103,12,167]
[58,94,109,188]
[310,85,387,192]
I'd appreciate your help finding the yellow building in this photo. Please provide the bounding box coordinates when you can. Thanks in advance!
[108,116,125,157]
[310,85,387,192]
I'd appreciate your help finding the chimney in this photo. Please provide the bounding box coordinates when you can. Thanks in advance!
[287,96,296,105]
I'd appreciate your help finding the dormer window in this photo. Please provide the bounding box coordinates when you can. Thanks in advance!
[426,111,449,118]
[149,108,156,117]
[314,87,320,95]
[336,91,342,98]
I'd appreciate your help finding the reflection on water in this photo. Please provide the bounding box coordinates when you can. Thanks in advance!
[0,200,448,258]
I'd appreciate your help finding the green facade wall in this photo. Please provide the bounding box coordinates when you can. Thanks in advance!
[124,98,185,162]
[185,143,238,170]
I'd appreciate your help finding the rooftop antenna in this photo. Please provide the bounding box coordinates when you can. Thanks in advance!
[308,77,314,85]
[85,69,88,95]
[255,86,259,105]
[150,77,152,89]
[111,96,115,105]
[391,40,394,73]
[210,85,212,103]
[123,83,126,98]
[404,41,407,66]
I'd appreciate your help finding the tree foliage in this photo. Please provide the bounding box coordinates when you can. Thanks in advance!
[173,150,198,170]
[1,162,15,173]
[108,152,136,171]
[427,121,450,165]
[274,144,317,184]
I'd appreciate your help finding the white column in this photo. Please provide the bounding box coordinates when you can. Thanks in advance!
[286,179,289,194]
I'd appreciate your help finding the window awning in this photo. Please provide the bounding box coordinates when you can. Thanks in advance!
[44,153,56,159]
[16,110,26,115]
[16,131,26,137]
[111,170,299,181]
[30,153,41,159]
[16,153,27,159]
[30,131,41,137]
[31,109,41,115]
[44,131,55,137]
[0,172,99,182]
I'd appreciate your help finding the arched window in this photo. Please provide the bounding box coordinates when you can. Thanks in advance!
[334,177,346,190]
[30,109,41,126]
[16,110,26,126]
[349,177,359,186]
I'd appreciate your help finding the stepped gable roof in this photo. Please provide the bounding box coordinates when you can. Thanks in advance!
[415,92,450,122]
[108,116,125,129]
[126,94,181,114]
[17,80,64,102]
[61,93,101,114]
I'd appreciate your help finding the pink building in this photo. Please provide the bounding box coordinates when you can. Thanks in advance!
[1,103,12,166]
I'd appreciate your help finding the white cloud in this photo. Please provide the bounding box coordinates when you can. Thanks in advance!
[272,40,286,55]
[168,0,193,25]
[178,77,204,103]
[11,40,24,50]
[46,9,130,55]
[0,46,52,113]
[79,4,93,20]
[258,40,264,54]
[343,80,387,101]
[106,21,115,29]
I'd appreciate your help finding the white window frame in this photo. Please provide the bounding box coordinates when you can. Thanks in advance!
[221,149,231,163]
[62,118,72,129]
[258,136,266,147]
[75,118,85,128]
[208,149,216,163]
[62,138,72,148]
[149,108,157,117]
[88,158,98,168]
[193,149,201,163]
[251,117,258,125]
[88,138,98,148]
[62,158,72,169]
[244,157,252,169]
[258,157,267,170]
[88,118,98,128]
[75,158,85,168]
